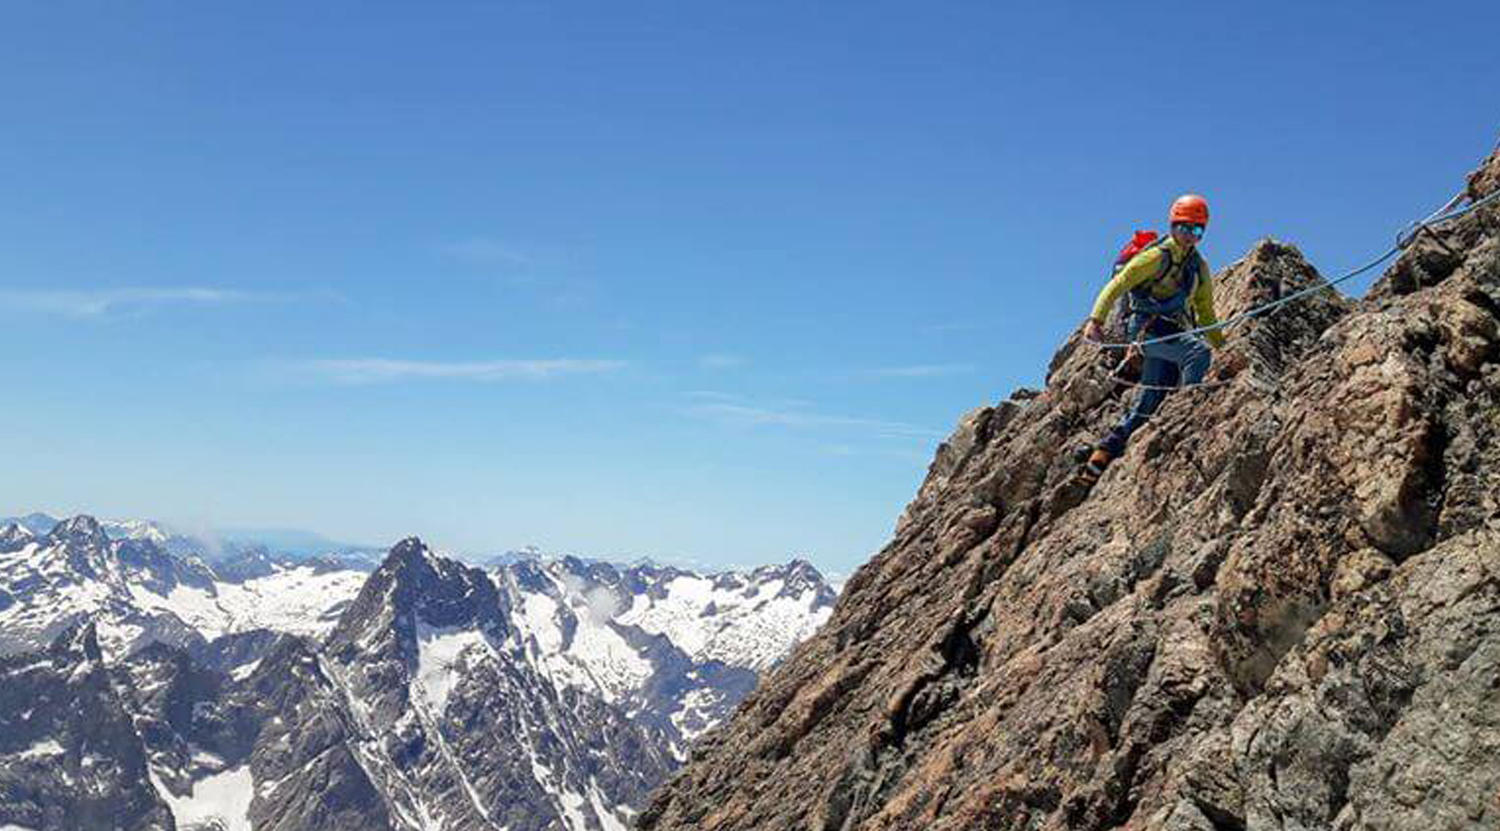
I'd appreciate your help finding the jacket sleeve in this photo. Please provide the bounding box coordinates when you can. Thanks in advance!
[1090,247,1165,323]
[1190,254,1227,349]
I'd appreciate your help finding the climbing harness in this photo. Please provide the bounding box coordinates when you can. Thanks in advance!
[1104,329,1235,394]
[1084,186,1500,352]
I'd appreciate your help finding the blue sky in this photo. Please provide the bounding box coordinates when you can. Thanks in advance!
[1,2,1496,573]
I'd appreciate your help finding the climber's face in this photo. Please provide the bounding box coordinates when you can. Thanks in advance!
[1172,222,1205,250]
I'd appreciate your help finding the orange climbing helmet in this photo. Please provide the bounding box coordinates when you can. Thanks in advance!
[1169,194,1210,225]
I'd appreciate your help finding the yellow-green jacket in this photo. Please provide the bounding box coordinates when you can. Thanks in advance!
[1091,237,1226,349]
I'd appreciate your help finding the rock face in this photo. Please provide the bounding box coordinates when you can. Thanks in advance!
[0,625,173,831]
[640,150,1500,831]
[310,538,676,831]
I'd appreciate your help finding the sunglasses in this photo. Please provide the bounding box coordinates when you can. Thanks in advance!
[1173,223,1206,238]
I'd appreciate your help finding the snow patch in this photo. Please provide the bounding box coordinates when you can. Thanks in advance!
[16,739,63,761]
[560,788,590,831]
[670,687,724,744]
[511,573,653,702]
[413,623,492,715]
[520,592,563,654]
[129,566,365,641]
[615,572,831,670]
[563,612,652,701]
[530,755,553,792]
[588,783,630,831]
[191,749,227,770]
[152,765,254,831]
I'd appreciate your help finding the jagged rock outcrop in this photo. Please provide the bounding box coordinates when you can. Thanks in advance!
[244,636,392,831]
[0,624,173,831]
[641,150,1500,831]
[317,537,683,831]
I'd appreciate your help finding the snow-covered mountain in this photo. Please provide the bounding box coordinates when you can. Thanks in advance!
[1,512,386,569]
[508,556,836,748]
[0,516,837,831]
[98,517,173,545]
[0,516,366,657]
[1,512,178,544]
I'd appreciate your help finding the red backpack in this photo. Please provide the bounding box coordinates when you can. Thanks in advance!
[1114,230,1160,274]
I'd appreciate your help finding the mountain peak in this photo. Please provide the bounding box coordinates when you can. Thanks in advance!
[386,536,430,566]
[2,512,60,537]
[375,536,456,592]
[0,522,33,552]
[780,557,828,583]
[779,557,821,577]
[99,517,173,545]
[47,514,109,547]
[329,536,510,659]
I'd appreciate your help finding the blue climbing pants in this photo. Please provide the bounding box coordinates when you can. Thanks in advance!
[1100,329,1211,457]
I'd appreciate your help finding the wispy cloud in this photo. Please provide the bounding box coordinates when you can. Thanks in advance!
[684,390,814,408]
[922,321,983,333]
[684,390,744,402]
[698,353,748,370]
[870,364,973,378]
[0,287,260,319]
[686,400,943,440]
[291,357,628,385]
[820,443,930,463]
[438,238,535,268]
[438,237,600,303]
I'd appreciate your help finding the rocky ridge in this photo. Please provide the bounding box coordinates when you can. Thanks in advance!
[640,150,1500,830]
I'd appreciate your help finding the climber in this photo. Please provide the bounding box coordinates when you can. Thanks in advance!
[1079,194,1229,484]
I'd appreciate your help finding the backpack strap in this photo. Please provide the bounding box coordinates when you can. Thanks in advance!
[1126,239,1174,301]
[1152,239,1175,282]
[1127,240,1201,327]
